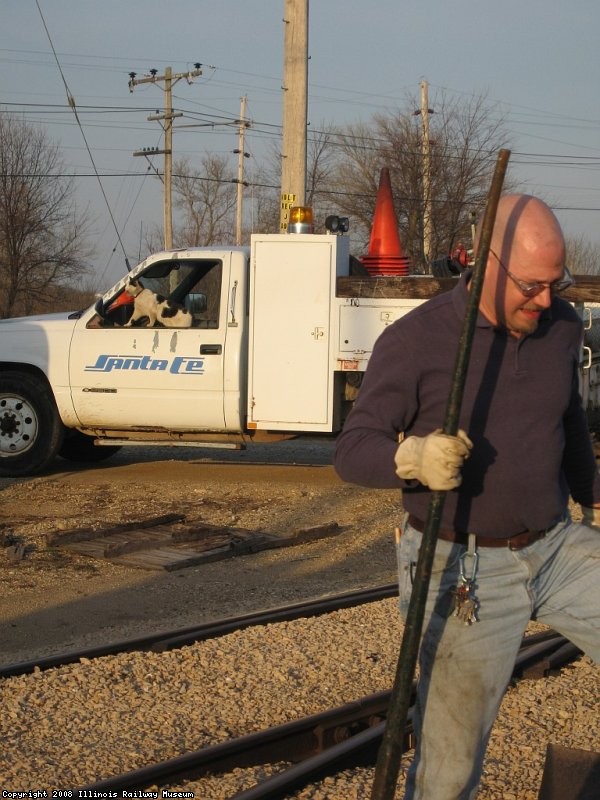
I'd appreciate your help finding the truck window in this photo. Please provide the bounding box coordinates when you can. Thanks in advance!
[95,259,223,329]
[180,261,222,329]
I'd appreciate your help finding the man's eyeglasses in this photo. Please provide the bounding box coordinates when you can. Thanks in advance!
[490,250,574,298]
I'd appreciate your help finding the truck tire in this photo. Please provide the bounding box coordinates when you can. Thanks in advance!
[59,431,122,463]
[0,372,65,477]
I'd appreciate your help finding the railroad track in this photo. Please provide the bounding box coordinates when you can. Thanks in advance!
[0,582,399,678]
[70,629,580,799]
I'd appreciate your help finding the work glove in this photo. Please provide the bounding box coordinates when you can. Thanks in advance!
[581,506,600,529]
[394,429,473,491]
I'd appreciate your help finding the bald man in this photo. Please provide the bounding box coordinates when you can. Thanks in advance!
[335,194,600,800]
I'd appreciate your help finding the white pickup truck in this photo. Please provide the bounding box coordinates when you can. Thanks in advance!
[1,229,599,477]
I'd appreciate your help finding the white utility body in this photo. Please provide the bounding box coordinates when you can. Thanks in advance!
[249,234,420,432]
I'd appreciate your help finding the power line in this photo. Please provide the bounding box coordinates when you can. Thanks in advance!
[2,101,166,113]
[5,95,600,164]
[5,43,600,140]
[35,0,131,270]
[7,168,600,212]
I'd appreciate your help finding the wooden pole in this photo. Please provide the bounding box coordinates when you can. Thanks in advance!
[129,66,201,251]
[421,80,433,268]
[163,67,173,250]
[235,95,247,246]
[370,148,511,800]
[279,0,309,231]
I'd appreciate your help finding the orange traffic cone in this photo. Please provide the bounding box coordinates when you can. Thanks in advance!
[361,168,411,276]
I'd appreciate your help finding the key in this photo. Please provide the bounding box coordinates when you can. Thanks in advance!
[452,578,479,625]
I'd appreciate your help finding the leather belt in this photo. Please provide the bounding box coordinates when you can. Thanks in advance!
[406,514,549,550]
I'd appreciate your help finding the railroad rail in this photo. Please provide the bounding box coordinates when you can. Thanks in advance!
[71,630,580,799]
[0,582,399,678]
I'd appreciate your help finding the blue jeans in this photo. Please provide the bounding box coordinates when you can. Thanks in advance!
[396,513,600,800]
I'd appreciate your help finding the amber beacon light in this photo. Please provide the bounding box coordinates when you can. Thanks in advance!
[287,206,314,234]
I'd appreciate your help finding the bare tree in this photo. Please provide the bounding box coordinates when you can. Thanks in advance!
[321,90,512,270]
[171,154,238,246]
[250,122,347,236]
[162,95,510,269]
[423,92,510,261]
[141,153,280,251]
[565,235,600,275]
[320,119,409,253]
[305,123,340,228]
[0,114,91,318]
[236,154,280,237]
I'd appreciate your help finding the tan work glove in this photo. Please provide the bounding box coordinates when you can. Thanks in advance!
[394,429,473,491]
[581,506,600,529]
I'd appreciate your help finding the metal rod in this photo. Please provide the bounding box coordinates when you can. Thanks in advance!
[370,148,511,800]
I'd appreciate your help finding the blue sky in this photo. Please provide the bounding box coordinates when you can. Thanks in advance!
[3,1,600,287]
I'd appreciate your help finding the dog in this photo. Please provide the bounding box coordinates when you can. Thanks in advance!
[122,279,192,328]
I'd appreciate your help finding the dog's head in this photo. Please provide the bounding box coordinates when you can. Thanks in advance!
[124,279,144,298]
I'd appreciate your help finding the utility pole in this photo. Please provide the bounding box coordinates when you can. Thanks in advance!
[420,79,434,268]
[129,64,202,249]
[279,0,309,231]
[234,95,250,246]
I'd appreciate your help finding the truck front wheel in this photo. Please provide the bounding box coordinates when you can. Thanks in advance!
[0,372,65,477]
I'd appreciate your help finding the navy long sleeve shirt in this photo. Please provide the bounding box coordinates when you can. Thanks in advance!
[334,273,600,537]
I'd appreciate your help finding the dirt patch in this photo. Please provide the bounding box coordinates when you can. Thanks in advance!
[0,439,402,665]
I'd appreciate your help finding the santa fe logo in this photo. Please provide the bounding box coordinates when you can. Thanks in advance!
[85,354,205,374]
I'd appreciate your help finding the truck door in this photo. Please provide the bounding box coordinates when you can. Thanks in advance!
[68,257,231,431]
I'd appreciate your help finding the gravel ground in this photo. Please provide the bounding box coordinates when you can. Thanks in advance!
[0,439,400,664]
[0,600,596,799]
[0,439,598,798]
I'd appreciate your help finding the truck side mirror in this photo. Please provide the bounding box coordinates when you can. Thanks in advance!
[185,292,208,314]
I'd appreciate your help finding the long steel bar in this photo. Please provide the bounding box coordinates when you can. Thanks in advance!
[370,149,511,800]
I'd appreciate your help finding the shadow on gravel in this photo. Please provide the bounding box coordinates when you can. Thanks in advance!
[0,437,338,493]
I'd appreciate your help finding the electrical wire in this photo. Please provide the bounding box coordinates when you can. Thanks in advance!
[35,0,131,271]
[5,97,600,166]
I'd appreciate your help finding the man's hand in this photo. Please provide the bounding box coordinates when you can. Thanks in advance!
[394,429,473,491]
[581,506,600,529]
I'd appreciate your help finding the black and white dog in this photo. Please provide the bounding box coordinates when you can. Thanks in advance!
[123,279,192,328]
